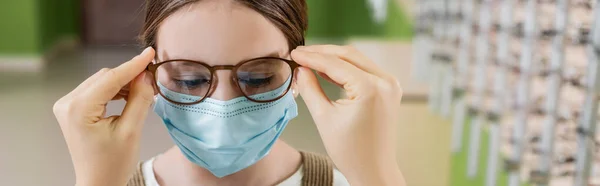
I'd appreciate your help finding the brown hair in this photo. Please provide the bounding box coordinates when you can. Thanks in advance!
[139,0,307,51]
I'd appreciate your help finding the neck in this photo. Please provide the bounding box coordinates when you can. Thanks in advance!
[153,139,302,186]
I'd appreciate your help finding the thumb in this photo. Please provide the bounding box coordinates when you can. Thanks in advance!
[119,71,155,133]
[297,67,332,116]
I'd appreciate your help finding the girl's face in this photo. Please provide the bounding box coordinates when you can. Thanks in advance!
[155,0,290,101]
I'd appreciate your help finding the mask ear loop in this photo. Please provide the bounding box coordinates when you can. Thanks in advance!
[292,67,300,98]
[152,95,158,107]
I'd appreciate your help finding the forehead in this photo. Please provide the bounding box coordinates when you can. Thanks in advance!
[155,0,289,65]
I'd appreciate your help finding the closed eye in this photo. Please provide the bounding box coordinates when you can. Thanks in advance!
[172,77,210,89]
[239,76,274,87]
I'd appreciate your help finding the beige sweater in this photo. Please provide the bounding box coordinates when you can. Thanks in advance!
[127,151,334,186]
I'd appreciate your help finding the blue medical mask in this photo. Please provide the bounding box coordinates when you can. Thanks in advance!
[153,78,298,178]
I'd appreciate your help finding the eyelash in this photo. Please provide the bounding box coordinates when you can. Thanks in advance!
[239,76,274,87]
[172,78,210,89]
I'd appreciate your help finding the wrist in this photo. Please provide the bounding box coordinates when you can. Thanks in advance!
[76,182,125,186]
[75,181,105,186]
[76,179,126,186]
[344,162,405,186]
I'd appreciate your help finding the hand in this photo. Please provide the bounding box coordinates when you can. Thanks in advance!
[291,45,405,186]
[52,47,156,186]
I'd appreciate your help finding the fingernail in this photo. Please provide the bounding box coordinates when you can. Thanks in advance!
[296,48,308,52]
[292,49,310,54]
[297,46,316,52]
[141,47,153,56]
[290,49,303,56]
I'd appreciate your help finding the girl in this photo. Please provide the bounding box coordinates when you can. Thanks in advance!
[52,0,405,185]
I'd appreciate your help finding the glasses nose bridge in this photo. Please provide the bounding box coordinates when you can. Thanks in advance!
[211,65,237,83]
[209,65,242,101]
[212,65,236,71]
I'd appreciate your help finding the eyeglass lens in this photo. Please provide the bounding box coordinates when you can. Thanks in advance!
[155,59,292,104]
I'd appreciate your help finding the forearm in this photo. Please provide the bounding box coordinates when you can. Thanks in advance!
[75,174,129,186]
[344,164,406,186]
[76,180,127,186]
[76,181,127,186]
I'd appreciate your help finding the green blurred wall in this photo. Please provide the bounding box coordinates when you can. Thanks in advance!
[0,0,409,56]
[39,0,80,51]
[305,0,413,40]
[0,0,79,55]
[0,0,40,55]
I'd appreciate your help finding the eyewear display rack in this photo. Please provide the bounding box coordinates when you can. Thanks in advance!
[413,0,600,185]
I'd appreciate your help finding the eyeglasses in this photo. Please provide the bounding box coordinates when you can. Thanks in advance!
[146,57,300,105]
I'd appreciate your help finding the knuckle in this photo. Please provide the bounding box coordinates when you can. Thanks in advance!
[104,68,117,78]
[99,68,111,73]
[343,45,359,53]
[356,76,379,95]
[64,98,80,115]
[386,75,401,88]
[53,96,79,115]
[53,97,80,126]
[377,76,403,98]
[52,98,65,116]
[101,68,119,86]
[103,70,124,89]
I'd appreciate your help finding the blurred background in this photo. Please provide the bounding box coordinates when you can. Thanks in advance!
[0,0,454,186]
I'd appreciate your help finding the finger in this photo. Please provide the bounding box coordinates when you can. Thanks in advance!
[291,49,364,88]
[119,88,129,96]
[84,47,155,104]
[118,71,155,133]
[112,94,125,101]
[296,67,332,115]
[120,82,131,92]
[113,88,130,100]
[297,45,389,78]
[317,72,342,87]
[66,68,111,98]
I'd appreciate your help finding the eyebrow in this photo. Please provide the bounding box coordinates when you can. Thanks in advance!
[260,51,286,59]
[160,50,288,63]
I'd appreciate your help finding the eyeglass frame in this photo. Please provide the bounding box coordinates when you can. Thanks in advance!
[146,56,300,105]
